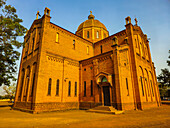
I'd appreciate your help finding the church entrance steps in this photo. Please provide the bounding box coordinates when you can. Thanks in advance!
[86,106,124,115]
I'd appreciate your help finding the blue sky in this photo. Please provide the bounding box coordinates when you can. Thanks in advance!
[1,0,169,95]
[6,0,170,73]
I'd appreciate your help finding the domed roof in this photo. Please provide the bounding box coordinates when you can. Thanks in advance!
[77,11,107,32]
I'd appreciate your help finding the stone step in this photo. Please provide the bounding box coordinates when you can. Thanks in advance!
[92,106,117,111]
[86,106,124,115]
[109,106,117,111]
[86,109,124,115]
[92,106,112,111]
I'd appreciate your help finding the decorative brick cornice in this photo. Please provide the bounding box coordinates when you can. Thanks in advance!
[47,55,64,63]
[80,51,112,66]
[46,51,79,67]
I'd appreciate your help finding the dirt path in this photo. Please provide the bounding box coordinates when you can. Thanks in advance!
[0,105,170,128]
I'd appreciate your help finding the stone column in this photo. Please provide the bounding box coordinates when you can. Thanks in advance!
[101,85,104,105]
[111,38,122,110]
[92,27,94,40]
[109,86,113,106]
[79,63,83,102]
[93,59,99,104]
[125,17,141,110]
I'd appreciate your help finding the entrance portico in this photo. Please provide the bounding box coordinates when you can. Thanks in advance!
[96,72,113,106]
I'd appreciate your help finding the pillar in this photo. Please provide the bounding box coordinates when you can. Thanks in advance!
[125,17,142,110]
[111,38,122,110]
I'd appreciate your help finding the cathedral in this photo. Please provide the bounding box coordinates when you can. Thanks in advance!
[14,7,161,113]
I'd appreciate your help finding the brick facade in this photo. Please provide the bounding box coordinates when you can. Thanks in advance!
[14,8,161,113]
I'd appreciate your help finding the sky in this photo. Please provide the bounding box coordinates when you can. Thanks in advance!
[0,0,170,95]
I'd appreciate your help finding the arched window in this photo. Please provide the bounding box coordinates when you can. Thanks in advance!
[145,78,150,96]
[104,33,106,38]
[56,33,59,42]
[150,80,154,97]
[100,45,103,54]
[135,39,138,48]
[126,78,129,96]
[73,40,75,49]
[96,31,99,38]
[84,81,86,96]
[37,32,41,44]
[87,46,89,54]
[140,76,144,96]
[75,82,77,97]
[24,66,31,101]
[101,76,107,82]
[68,81,71,96]
[48,78,52,95]
[91,80,93,96]
[30,73,35,97]
[140,43,143,56]
[32,37,35,51]
[56,79,59,96]
[29,63,37,100]
[87,31,89,38]
[26,38,29,54]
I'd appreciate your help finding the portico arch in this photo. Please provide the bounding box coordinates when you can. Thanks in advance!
[102,76,107,82]
[95,72,113,106]
[96,72,113,86]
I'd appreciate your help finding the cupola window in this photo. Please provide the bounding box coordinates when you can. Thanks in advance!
[104,33,106,38]
[96,31,99,38]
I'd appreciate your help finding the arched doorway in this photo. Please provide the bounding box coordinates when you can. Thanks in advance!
[101,76,111,106]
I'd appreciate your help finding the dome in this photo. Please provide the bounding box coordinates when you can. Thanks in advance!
[77,12,108,32]
[76,11,109,43]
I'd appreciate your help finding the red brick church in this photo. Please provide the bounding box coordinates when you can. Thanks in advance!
[14,8,161,113]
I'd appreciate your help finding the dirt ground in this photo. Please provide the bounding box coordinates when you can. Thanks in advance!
[0,105,170,128]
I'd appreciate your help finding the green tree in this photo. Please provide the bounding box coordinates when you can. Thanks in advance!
[157,68,170,88]
[157,50,170,99]
[0,0,27,86]
[3,83,16,101]
[167,50,170,66]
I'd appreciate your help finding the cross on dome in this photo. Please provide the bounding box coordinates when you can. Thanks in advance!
[135,18,138,25]
[88,11,95,19]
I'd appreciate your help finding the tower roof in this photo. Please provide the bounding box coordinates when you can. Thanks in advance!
[77,11,108,32]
